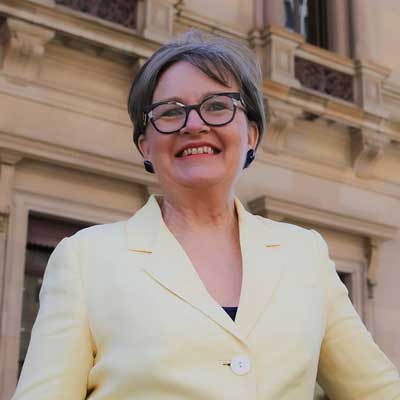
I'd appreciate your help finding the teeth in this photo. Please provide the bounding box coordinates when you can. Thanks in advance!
[181,146,215,157]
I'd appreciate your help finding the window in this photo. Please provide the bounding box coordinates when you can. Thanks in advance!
[338,271,353,298]
[55,0,139,30]
[284,0,329,49]
[19,214,91,374]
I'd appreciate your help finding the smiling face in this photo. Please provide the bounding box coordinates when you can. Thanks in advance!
[138,61,258,194]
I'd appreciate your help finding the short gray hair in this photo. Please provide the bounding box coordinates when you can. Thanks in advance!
[128,30,267,151]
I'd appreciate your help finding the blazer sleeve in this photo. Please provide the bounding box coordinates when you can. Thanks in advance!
[12,237,94,400]
[312,230,400,400]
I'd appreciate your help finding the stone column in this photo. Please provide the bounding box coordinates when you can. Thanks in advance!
[354,61,390,117]
[0,213,8,308]
[363,237,382,337]
[350,0,370,61]
[0,152,21,400]
[250,0,290,79]
[263,26,303,87]
[327,0,351,57]
[263,0,286,27]
[366,238,381,298]
[351,0,391,115]
[136,0,175,44]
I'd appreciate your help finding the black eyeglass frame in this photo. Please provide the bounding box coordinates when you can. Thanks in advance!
[143,92,247,134]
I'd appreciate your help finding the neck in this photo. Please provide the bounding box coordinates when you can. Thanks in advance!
[160,186,237,233]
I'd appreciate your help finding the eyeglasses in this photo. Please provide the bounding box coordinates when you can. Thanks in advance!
[143,92,246,134]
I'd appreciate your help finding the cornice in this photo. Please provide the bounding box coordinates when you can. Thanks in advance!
[248,195,398,241]
[0,0,159,58]
[256,139,400,201]
[0,74,130,127]
[382,80,400,102]
[0,130,157,187]
[355,59,391,80]
[251,24,304,45]
[264,79,400,144]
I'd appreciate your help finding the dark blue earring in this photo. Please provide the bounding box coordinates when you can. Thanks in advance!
[144,160,155,174]
[243,149,256,169]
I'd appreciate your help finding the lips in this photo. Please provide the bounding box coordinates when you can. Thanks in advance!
[175,142,221,158]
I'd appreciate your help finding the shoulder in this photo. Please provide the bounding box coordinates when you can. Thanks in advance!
[248,211,317,243]
[60,219,129,256]
[246,212,328,277]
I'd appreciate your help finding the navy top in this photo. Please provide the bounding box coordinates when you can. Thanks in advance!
[222,306,238,321]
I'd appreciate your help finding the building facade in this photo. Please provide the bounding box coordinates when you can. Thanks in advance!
[0,0,399,399]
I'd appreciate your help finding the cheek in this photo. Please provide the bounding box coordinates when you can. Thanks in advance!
[146,133,174,160]
[224,122,250,154]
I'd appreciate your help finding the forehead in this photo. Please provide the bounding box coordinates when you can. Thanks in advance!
[152,61,239,103]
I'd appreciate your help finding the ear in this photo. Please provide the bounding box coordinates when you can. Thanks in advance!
[248,121,259,150]
[138,134,150,159]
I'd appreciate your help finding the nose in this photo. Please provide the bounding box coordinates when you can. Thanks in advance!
[180,109,209,134]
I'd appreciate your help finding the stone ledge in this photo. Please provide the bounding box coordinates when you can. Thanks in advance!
[0,0,158,59]
[248,195,398,241]
[0,130,157,187]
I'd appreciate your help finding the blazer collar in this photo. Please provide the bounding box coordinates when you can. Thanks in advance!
[126,195,286,344]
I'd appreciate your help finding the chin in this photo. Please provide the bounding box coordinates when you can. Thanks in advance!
[175,170,229,190]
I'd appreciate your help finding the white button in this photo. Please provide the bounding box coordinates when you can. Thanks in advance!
[230,355,251,375]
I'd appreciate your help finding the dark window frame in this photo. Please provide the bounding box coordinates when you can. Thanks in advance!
[284,0,329,49]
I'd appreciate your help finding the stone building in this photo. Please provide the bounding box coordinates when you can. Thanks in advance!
[0,1,399,399]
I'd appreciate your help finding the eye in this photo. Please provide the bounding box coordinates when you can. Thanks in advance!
[202,97,233,112]
[152,104,185,120]
[161,108,184,117]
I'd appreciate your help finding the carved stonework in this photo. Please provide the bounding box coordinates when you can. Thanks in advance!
[354,60,390,117]
[351,128,390,179]
[248,29,267,78]
[137,0,175,43]
[295,57,354,102]
[0,152,22,213]
[267,31,300,87]
[0,213,8,233]
[55,0,139,30]
[366,238,381,299]
[262,100,302,154]
[0,18,54,82]
[261,26,303,88]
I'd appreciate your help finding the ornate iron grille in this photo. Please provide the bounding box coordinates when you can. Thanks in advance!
[295,57,354,102]
[55,0,139,30]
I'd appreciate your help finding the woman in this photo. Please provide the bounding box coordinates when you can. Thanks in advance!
[13,31,400,400]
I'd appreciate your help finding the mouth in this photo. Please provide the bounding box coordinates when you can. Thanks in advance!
[175,145,221,158]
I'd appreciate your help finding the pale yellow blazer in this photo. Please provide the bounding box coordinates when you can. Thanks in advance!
[13,196,400,400]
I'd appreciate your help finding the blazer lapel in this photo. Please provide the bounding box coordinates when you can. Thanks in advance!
[234,199,286,339]
[126,196,286,343]
[126,196,244,342]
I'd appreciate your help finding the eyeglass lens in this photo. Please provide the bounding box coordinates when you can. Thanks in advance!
[150,95,236,133]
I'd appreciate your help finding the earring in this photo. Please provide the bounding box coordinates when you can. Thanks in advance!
[143,160,155,174]
[243,149,256,169]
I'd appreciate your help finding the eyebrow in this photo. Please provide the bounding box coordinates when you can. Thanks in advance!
[153,91,230,105]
